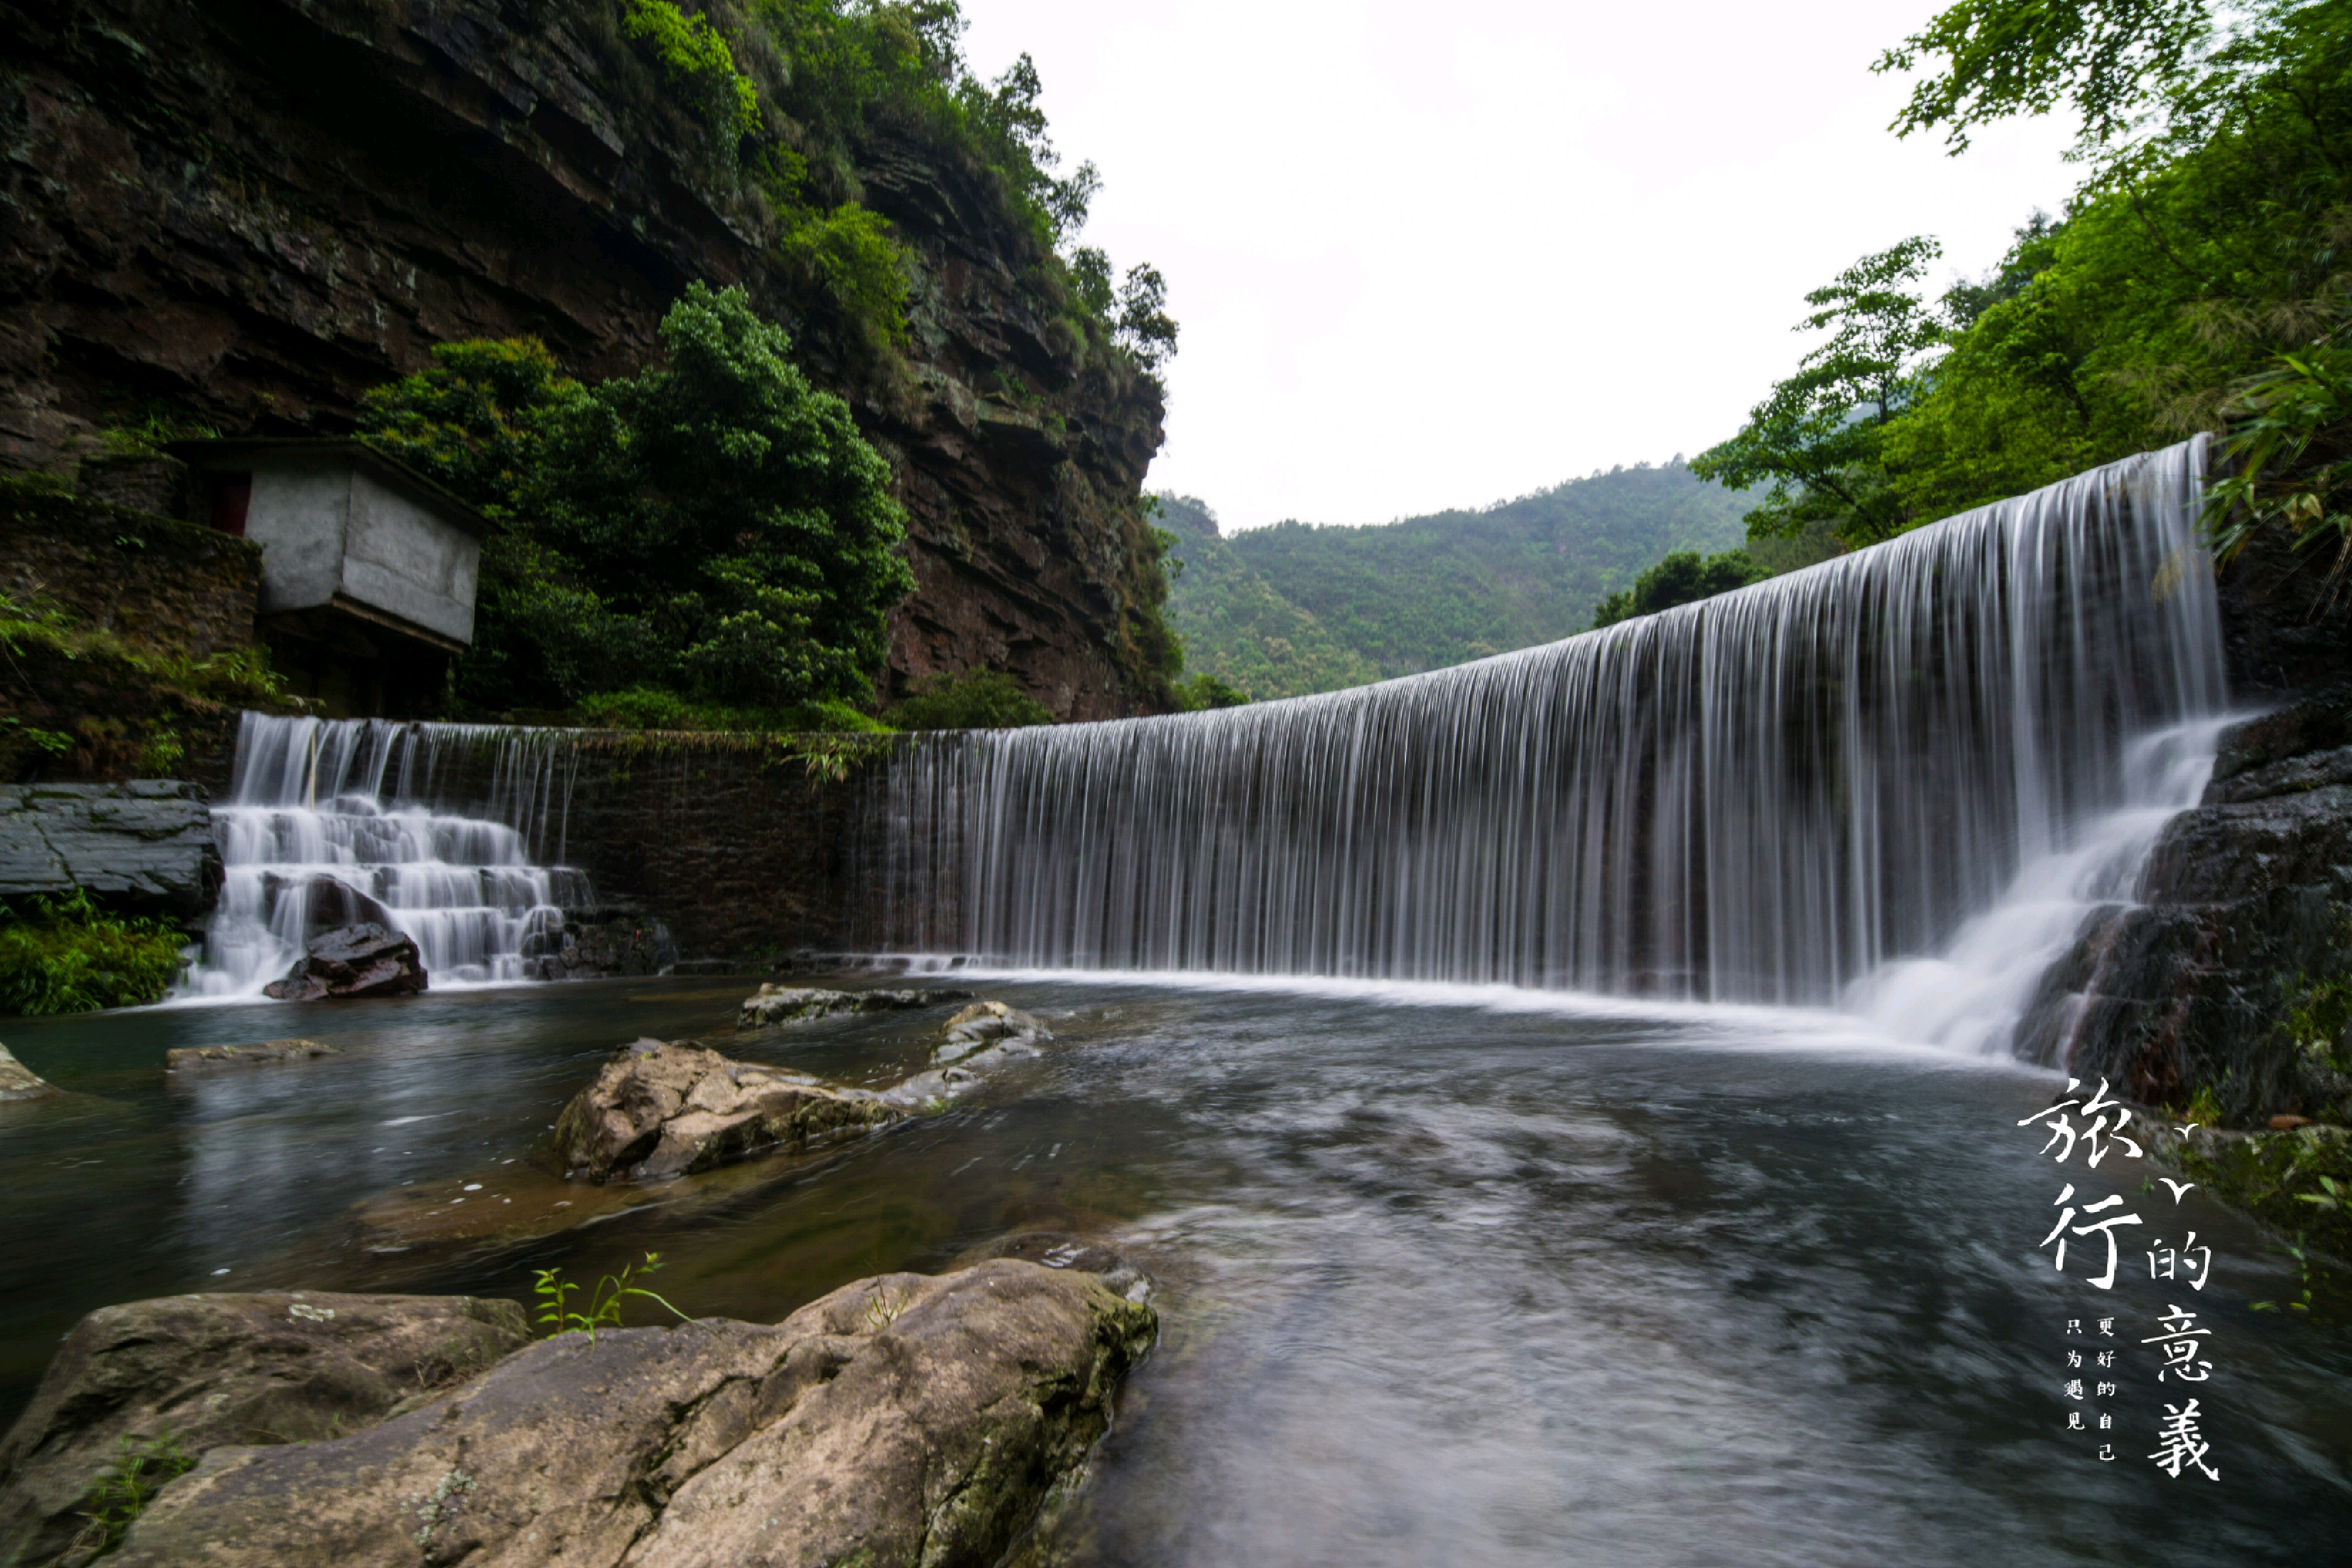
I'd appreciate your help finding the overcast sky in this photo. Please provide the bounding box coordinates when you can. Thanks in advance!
[958,0,2083,531]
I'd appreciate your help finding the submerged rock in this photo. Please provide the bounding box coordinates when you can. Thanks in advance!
[874,1002,1058,1110]
[165,1038,341,1071]
[0,1043,56,1102]
[95,1263,1154,1568]
[263,922,427,1002]
[935,999,1051,1063]
[737,984,970,1028]
[0,1290,527,1566]
[551,1039,898,1182]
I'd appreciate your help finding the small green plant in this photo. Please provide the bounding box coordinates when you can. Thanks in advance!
[1,716,74,756]
[68,1430,196,1558]
[135,723,185,777]
[2180,1083,2224,1129]
[2303,1173,2348,1215]
[532,1252,691,1343]
[0,888,189,1015]
[861,1287,910,1330]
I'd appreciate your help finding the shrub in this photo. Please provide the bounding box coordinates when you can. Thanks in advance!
[882,668,1053,730]
[1177,673,1250,710]
[0,890,188,1014]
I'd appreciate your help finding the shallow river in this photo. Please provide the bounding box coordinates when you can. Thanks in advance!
[3,976,2346,1565]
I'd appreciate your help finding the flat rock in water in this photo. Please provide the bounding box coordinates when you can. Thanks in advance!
[551,1039,898,1182]
[0,1043,56,1102]
[99,1262,1153,1568]
[934,999,1051,1063]
[737,984,970,1028]
[165,1038,341,1071]
[0,1291,527,1566]
[264,922,427,1001]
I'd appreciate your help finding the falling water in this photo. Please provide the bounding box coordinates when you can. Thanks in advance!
[870,440,2230,1052]
[178,715,594,998]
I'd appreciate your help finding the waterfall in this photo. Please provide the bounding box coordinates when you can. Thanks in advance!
[178,715,594,999]
[869,440,2229,1052]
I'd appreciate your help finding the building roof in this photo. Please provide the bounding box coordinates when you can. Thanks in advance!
[165,438,495,538]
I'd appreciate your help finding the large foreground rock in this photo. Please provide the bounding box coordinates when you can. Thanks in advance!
[552,1039,898,1182]
[0,1291,527,1565]
[737,985,971,1028]
[102,1262,1155,1568]
[264,922,428,1001]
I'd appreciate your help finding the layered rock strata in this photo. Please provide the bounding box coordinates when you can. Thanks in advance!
[0,781,220,917]
[3,0,1170,718]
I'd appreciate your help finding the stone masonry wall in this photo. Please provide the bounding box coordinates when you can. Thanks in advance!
[0,481,258,659]
[527,739,881,969]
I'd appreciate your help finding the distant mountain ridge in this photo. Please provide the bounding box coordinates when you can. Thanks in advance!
[1162,461,1757,699]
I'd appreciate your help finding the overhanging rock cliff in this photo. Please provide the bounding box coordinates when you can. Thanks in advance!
[1,0,1169,718]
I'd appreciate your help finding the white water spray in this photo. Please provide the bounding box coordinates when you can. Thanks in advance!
[868,441,2229,1055]
[178,715,592,998]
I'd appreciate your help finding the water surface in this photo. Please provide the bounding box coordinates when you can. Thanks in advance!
[2,977,2344,1565]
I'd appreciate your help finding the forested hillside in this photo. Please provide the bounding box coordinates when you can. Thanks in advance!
[1162,462,1757,697]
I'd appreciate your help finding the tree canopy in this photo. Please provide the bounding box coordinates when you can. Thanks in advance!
[1705,0,2352,572]
[359,283,914,719]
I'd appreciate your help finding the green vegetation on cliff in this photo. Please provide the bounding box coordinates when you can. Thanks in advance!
[1161,464,1758,698]
[1703,0,2352,580]
[361,285,913,720]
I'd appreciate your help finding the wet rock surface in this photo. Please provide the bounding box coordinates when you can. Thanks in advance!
[0,1043,56,1101]
[737,985,971,1028]
[263,922,427,1002]
[0,1291,527,1566]
[92,1263,1152,1568]
[0,782,221,918]
[551,1040,898,1183]
[935,1000,1051,1062]
[2044,685,2352,1123]
[165,1037,341,1071]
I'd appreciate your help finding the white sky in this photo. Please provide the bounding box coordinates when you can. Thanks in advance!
[958,0,2083,531]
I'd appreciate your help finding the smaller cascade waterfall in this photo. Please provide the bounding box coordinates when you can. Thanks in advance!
[179,715,594,999]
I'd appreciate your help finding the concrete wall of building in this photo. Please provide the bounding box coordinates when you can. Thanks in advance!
[342,468,479,645]
[243,458,479,646]
[244,463,353,616]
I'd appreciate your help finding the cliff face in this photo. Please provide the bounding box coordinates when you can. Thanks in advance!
[0,0,1166,718]
[2027,541,2352,1125]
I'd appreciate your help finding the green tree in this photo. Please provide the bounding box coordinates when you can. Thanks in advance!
[547,282,915,708]
[360,284,914,715]
[1590,549,1770,630]
[1691,238,1945,548]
